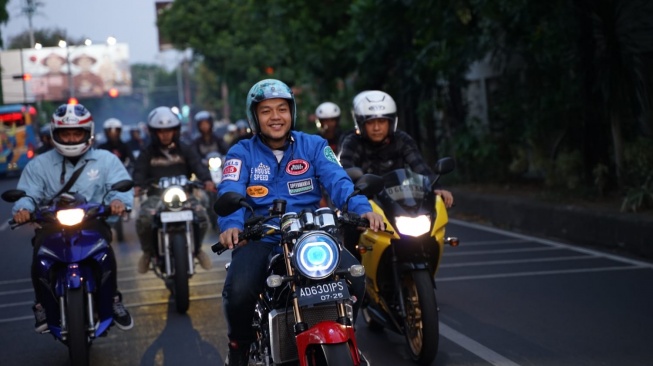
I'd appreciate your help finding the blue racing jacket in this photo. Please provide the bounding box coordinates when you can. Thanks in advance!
[12,148,133,214]
[217,131,372,242]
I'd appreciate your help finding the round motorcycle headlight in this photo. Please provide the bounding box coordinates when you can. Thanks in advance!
[162,186,187,211]
[208,156,222,171]
[292,232,340,280]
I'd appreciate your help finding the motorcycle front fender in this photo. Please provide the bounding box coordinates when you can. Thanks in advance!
[295,321,359,364]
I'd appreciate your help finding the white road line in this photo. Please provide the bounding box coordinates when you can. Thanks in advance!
[445,247,562,256]
[439,254,596,268]
[440,322,521,366]
[450,219,653,269]
[0,278,31,286]
[461,239,527,246]
[438,264,646,282]
[0,220,9,231]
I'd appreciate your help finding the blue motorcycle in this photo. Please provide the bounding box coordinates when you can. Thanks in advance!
[1,180,133,366]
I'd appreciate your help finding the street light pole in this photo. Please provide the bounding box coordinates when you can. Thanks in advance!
[58,40,74,100]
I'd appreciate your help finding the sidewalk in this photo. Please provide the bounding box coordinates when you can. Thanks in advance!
[450,187,653,260]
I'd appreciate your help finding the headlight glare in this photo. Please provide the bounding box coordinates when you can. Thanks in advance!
[56,208,85,226]
[395,215,431,237]
[208,157,222,170]
[162,186,187,211]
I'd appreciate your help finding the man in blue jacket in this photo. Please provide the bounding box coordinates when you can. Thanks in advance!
[217,79,384,366]
[12,103,134,332]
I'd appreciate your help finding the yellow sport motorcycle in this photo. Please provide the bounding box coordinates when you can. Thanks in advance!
[352,157,458,365]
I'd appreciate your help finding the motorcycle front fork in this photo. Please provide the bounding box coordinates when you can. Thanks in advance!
[158,222,195,277]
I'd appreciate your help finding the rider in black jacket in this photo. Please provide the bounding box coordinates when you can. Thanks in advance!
[97,118,135,168]
[133,106,216,274]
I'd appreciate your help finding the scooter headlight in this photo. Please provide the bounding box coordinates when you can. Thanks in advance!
[208,156,222,171]
[56,208,85,226]
[292,232,340,280]
[162,186,187,211]
[395,215,431,237]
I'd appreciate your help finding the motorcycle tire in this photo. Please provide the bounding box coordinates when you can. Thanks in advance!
[171,233,190,313]
[402,270,439,365]
[305,343,354,366]
[66,288,90,366]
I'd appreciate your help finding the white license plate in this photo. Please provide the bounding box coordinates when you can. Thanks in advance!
[296,279,350,306]
[160,210,193,223]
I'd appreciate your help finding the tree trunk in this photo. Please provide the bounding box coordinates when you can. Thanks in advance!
[610,107,625,188]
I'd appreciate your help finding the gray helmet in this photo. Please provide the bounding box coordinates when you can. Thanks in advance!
[193,110,213,128]
[147,106,181,130]
[235,119,249,130]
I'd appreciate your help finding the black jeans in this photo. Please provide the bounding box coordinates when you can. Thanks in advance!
[222,240,365,344]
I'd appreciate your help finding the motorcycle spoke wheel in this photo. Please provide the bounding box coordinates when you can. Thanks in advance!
[401,270,439,365]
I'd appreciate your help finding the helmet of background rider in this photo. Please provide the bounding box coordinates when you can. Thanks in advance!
[234,119,250,132]
[147,106,181,148]
[352,90,398,140]
[245,79,296,135]
[315,101,341,130]
[39,125,51,141]
[50,103,94,157]
[351,90,372,134]
[193,110,214,131]
[103,118,123,136]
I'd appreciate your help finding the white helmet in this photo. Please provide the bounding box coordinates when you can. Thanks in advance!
[51,103,94,157]
[315,102,341,120]
[352,90,398,139]
[103,118,123,131]
[147,106,181,130]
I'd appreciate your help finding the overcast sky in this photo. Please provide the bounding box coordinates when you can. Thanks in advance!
[0,0,172,65]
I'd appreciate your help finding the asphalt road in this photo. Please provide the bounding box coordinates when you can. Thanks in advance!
[0,176,652,366]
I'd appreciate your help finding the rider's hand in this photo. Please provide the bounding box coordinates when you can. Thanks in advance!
[361,212,385,232]
[109,200,126,216]
[204,180,216,193]
[134,186,142,197]
[434,189,454,208]
[13,209,31,224]
[219,227,244,249]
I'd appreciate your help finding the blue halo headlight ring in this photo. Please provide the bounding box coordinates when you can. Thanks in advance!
[292,232,340,280]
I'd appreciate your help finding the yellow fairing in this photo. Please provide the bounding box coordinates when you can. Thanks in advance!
[431,195,449,275]
[359,200,397,295]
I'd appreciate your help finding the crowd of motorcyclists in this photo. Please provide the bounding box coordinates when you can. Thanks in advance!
[10,79,455,366]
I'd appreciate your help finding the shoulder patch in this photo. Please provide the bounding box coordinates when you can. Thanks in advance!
[323,146,341,166]
[222,159,242,181]
[285,159,310,175]
[246,185,269,198]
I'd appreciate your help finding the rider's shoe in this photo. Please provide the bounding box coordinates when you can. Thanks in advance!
[137,253,150,274]
[225,341,249,366]
[112,292,134,330]
[196,249,213,270]
[32,303,48,333]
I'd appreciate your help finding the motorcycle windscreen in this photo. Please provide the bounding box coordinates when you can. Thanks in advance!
[381,168,429,208]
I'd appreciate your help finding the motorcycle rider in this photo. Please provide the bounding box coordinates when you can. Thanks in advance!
[11,103,134,332]
[97,118,135,168]
[133,106,215,274]
[314,101,345,154]
[228,118,253,148]
[217,79,385,366]
[36,125,53,154]
[193,110,229,158]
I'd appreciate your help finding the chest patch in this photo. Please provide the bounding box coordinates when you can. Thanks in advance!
[285,159,310,175]
[222,159,242,181]
[247,185,269,198]
[287,178,314,195]
[252,163,271,181]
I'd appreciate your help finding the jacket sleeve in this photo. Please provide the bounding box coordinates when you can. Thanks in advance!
[12,159,46,214]
[337,133,361,169]
[399,131,437,183]
[311,136,372,216]
[216,143,250,231]
[185,145,212,182]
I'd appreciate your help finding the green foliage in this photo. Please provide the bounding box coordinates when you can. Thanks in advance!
[6,28,83,49]
[621,137,653,212]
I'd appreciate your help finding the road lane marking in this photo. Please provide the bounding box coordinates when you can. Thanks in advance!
[440,322,521,366]
[445,247,562,256]
[461,239,527,246]
[440,254,596,268]
[450,219,653,269]
[438,264,646,282]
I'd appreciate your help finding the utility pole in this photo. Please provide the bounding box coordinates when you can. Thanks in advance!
[21,0,44,47]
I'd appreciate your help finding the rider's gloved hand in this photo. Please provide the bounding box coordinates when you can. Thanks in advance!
[434,189,454,208]
[109,199,126,216]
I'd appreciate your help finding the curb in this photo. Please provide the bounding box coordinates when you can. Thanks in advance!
[449,188,653,260]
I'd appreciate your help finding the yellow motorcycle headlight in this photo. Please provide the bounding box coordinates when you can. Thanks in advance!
[162,186,187,211]
[208,157,222,171]
[395,215,431,237]
[56,208,85,226]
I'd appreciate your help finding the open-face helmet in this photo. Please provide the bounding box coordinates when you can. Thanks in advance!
[245,79,296,134]
[352,90,398,139]
[51,103,94,157]
[194,110,213,129]
[103,118,123,132]
[147,106,181,147]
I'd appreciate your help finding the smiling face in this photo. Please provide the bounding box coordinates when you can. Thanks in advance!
[256,98,292,149]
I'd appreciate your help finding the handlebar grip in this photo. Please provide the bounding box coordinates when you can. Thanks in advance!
[211,242,228,255]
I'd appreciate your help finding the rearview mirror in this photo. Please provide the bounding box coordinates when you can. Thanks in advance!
[434,157,455,175]
[354,174,384,198]
[111,180,135,192]
[214,191,252,217]
[1,189,26,203]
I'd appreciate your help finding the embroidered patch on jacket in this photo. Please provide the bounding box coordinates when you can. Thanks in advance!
[246,185,269,198]
[222,159,242,181]
[287,178,314,195]
[323,146,341,166]
[285,159,310,175]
